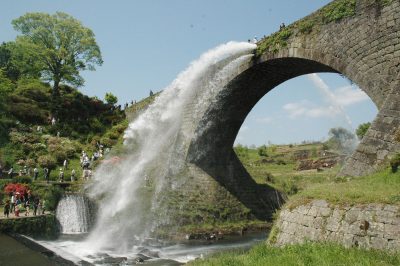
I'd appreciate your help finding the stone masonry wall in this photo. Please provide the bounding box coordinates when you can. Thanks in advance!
[273,200,400,251]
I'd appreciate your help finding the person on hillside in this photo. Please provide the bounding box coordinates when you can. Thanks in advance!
[51,117,56,126]
[10,193,15,213]
[14,203,20,217]
[8,166,14,179]
[280,22,286,30]
[18,169,23,176]
[41,200,46,215]
[33,167,39,181]
[44,167,49,183]
[33,198,39,216]
[63,159,68,170]
[24,200,30,216]
[252,36,258,44]
[59,168,64,182]
[71,169,76,182]
[150,90,154,97]
[23,165,28,175]
[4,200,10,218]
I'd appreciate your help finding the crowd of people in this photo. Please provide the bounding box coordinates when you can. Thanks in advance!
[3,190,45,218]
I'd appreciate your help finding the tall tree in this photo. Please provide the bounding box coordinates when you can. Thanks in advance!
[12,12,103,98]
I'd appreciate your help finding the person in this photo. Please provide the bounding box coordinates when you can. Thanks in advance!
[33,197,39,216]
[63,159,68,170]
[252,36,258,44]
[51,117,56,126]
[37,200,42,216]
[14,203,20,217]
[280,22,286,30]
[41,200,46,215]
[8,166,14,178]
[4,200,10,218]
[25,200,30,216]
[59,168,64,182]
[149,90,154,97]
[23,165,28,175]
[44,167,49,183]
[18,169,23,176]
[71,169,76,182]
[56,131,60,137]
[33,167,39,181]
[10,193,15,213]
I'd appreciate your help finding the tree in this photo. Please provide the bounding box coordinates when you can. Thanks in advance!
[12,12,103,98]
[0,42,21,81]
[356,122,371,140]
[105,92,118,105]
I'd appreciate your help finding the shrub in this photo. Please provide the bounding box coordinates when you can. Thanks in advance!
[257,145,268,157]
[298,19,314,34]
[37,155,57,170]
[322,0,357,23]
[390,153,400,173]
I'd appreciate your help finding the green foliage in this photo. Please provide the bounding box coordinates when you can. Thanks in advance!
[189,242,400,266]
[0,214,59,239]
[298,19,315,34]
[322,0,357,23]
[37,155,57,170]
[0,42,21,81]
[257,145,268,157]
[105,92,118,105]
[12,12,103,93]
[256,28,293,55]
[356,122,371,140]
[43,185,63,211]
[390,153,400,173]
[290,168,400,206]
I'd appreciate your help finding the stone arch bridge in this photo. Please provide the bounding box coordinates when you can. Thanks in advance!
[169,0,400,221]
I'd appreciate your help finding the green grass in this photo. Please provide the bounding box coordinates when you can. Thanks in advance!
[188,242,400,266]
[289,168,400,207]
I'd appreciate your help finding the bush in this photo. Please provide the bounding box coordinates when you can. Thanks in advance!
[390,153,400,173]
[322,0,357,23]
[265,172,275,183]
[37,155,57,170]
[257,145,268,157]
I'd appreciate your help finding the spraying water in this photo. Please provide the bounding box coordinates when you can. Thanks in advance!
[307,73,359,153]
[83,41,256,253]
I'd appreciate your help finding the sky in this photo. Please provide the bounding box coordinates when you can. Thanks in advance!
[1,0,377,145]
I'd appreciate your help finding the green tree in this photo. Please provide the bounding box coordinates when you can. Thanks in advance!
[11,12,103,98]
[105,92,118,105]
[0,42,21,81]
[356,122,371,140]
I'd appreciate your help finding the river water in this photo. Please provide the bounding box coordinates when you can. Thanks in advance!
[34,232,267,265]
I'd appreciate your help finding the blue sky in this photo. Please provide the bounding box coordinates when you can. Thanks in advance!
[1,0,377,145]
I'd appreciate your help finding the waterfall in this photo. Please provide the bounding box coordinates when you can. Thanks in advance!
[84,42,256,252]
[56,194,92,234]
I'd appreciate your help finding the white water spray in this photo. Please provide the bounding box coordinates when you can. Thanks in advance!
[56,194,92,234]
[307,73,358,152]
[84,42,256,252]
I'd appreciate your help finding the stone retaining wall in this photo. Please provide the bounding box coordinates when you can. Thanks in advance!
[273,200,400,251]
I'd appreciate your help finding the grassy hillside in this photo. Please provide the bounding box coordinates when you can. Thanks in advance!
[189,242,400,266]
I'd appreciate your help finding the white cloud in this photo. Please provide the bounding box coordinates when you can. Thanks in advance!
[254,116,273,124]
[334,85,369,106]
[283,100,340,119]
